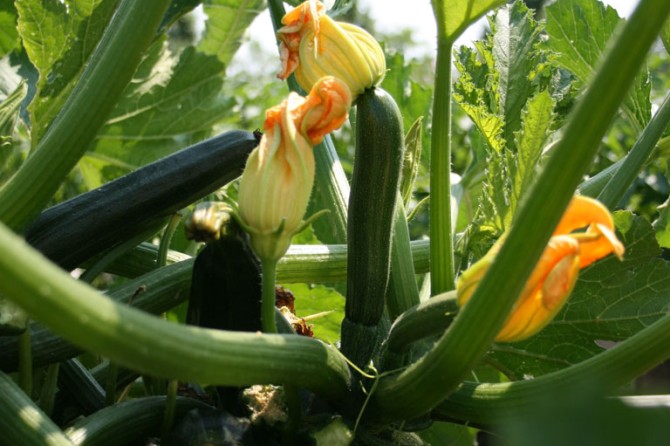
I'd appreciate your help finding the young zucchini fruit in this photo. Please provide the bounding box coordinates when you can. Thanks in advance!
[340,88,406,369]
[25,130,259,270]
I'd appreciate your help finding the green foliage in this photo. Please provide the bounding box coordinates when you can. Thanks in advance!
[432,0,506,42]
[289,283,345,345]
[0,1,19,57]
[453,1,567,257]
[545,0,651,132]
[17,0,121,144]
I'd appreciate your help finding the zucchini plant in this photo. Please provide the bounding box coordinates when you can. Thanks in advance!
[2,0,670,445]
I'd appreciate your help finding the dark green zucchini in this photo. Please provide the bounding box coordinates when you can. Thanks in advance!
[340,88,405,369]
[25,130,259,270]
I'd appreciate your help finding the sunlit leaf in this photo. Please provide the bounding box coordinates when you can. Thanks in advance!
[0,0,19,57]
[198,0,265,66]
[487,212,670,378]
[91,41,232,183]
[432,0,506,42]
[289,283,344,344]
[16,0,120,143]
[545,0,650,132]
[510,90,555,207]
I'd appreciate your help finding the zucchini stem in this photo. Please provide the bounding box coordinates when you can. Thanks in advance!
[429,40,455,295]
[261,259,278,333]
[18,326,32,397]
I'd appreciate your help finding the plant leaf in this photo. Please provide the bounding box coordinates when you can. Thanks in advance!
[545,0,651,132]
[89,42,233,186]
[509,90,555,207]
[16,0,120,143]
[432,0,506,42]
[662,17,670,55]
[492,1,542,144]
[289,283,345,344]
[197,0,265,66]
[487,212,670,378]
[0,1,19,57]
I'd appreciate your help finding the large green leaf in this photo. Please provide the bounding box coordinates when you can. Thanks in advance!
[82,0,265,187]
[487,212,670,378]
[16,0,120,143]
[0,0,19,57]
[198,0,265,66]
[545,0,651,132]
[432,0,506,42]
[89,42,232,184]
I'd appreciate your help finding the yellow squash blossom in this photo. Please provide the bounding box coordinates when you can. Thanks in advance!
[457,195,625,343]
[238,76,351,262]
[276,0,386,99]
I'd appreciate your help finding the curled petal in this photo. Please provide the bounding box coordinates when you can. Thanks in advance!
[298,77,352,144]
[553,195,625,267]
[496,236,581,343]
[276,0,385,98]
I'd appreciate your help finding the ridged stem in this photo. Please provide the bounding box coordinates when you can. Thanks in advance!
[261,259,279,334]
[597,91,670,209]
[0,221,352,405]
[429,40,455,294]
[435,314,670,425]
[0,371,73,446]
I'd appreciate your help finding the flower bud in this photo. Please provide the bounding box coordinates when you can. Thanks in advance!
[238,77,351,262]
[457,195,625,343]
[277,0,386,98]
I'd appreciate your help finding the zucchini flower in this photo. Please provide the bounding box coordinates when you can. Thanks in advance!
[277,0,386,99]
[457,196,625,343]
[238,76,351,262]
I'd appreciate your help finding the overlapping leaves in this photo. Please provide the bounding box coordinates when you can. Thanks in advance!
[454,0,565,247]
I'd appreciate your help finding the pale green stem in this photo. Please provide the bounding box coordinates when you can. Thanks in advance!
[0,221,352,405]
[435,314,670,425]
[597,91,670,209]
[261,259,279,334]
[160,379,179,442]
[430,41,455,295]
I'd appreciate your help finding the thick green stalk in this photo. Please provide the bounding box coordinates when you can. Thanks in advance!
[383,291,458,356]
[103,240,431,283]
[0,0,171,232]
[0,371,74,446]
[0,222,352,404]
[597,91,670,209]
[430,40,455,294]
[64,396,210,446]
[434,314,670,425]
[367,0,670,422]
